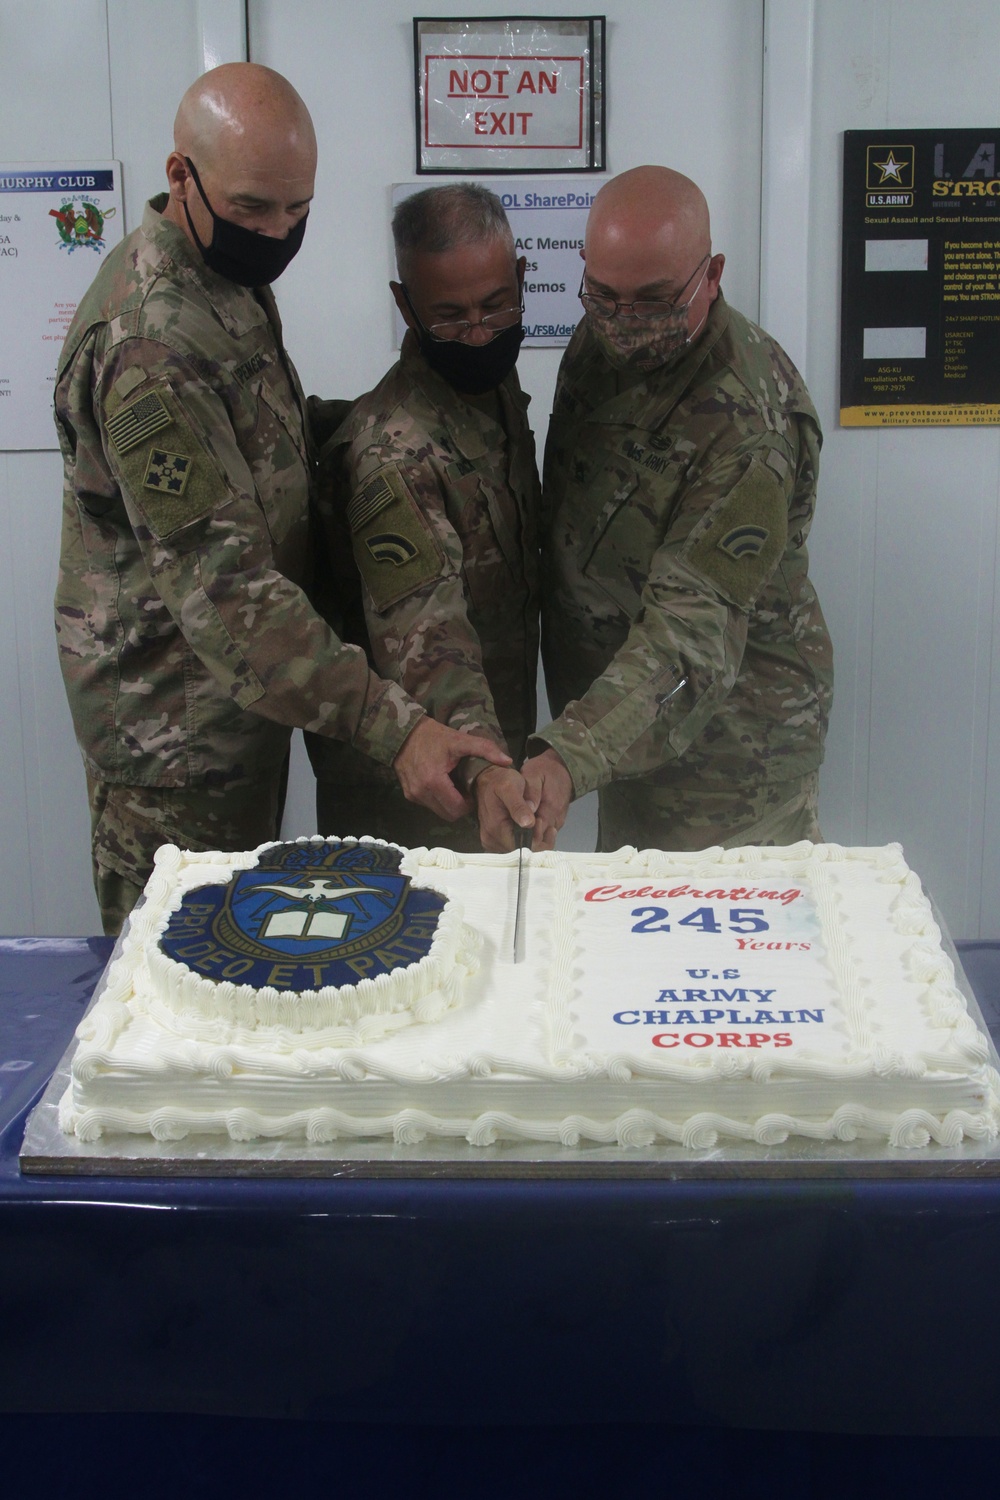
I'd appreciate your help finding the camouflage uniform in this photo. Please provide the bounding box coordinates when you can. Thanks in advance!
[307,332,540,850]
[55,196,424,931]
[535,293,833,852]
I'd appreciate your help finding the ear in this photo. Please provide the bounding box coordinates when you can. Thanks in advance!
[516,254,527,295]
[706,252,725,303]
[390,280,418,332]
[165,151,191,204]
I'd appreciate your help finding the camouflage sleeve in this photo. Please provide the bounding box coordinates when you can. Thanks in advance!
[342,452,507,750]
[98,346,423,765]
[533,436,794,796]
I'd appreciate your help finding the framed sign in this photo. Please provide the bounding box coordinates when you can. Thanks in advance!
[0,161,124,450]
[414,15,606,174]
[840,128,1000,426]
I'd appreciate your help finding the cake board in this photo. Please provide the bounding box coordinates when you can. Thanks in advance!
[20,892,1000,1180]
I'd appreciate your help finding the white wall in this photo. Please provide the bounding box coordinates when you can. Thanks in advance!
[251,0,766,849]
[5,0,1000,940]
[0,0,242,936]
[0,0,763,933]
[798,0,1000,938]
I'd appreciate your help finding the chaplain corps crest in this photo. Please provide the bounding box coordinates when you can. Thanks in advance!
[160,841,445,989]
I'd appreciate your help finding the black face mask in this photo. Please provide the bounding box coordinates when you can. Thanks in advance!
[183,157,307,287]
[418,320,526,395]
[401,286,526,395]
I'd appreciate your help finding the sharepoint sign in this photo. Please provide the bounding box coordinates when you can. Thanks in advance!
[393,177,597,346]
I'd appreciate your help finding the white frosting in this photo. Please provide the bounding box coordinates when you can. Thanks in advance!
[59,841,1000,1150]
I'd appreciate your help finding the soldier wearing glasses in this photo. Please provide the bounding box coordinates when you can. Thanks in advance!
[499,165,833,854]
[308,183,539,850]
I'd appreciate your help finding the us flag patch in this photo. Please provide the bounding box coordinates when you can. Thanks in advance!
[106,391,172,454]
[347,473,395,532]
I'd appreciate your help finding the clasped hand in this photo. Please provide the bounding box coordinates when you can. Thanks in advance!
[475,749,573,852]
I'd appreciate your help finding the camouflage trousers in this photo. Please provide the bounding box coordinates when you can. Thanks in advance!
[86,763,288,937]
[596,770,822,854]
[307,733,484,853]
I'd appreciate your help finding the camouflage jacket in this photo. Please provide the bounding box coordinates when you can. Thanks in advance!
[312,333,540,768]
[535,294,833,797]
[54,197,422,788]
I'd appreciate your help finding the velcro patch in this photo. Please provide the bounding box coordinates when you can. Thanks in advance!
[106,390,172,454]
[686,455,788,610]
[718,524,769,559]
[619,436,673,476]
[143,448,192,497]
[233,350,271,385]
[348,473,395,532]
[112,366,147,403]
[350,465,444,612]
[110,381,231,540]
[365,532,419,566]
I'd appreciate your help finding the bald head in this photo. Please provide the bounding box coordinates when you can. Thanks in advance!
[588,166,709,259]
[579,166,724,358]
[164,63,316,253]
[586,166,713,290]
[173,63,316,178]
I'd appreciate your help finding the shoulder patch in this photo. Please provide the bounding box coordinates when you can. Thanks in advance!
[106,389,172,455]
[717,524,769,560]
[107,381,232,540]
[349,465,444,613]
[686,454,788,610]
[347,472,396,532]
[364,532,419,567]
[143,448,193,497]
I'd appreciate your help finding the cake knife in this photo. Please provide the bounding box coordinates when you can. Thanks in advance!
[512,825,529,963]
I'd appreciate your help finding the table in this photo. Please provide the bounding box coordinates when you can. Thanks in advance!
[3,936,1000,1445]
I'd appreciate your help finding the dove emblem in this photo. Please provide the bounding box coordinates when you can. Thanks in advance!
[254,878,395,942]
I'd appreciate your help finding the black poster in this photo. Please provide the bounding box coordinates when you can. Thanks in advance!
[840,128,1000,426]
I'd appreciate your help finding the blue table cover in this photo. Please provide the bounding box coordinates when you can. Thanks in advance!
[3,936,1000,1438]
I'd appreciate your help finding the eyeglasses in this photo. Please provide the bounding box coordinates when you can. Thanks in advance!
[402,285,524,343]
[578,254,710,321]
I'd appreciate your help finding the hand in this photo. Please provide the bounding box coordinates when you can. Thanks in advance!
[392,719,512,822]
[521,748,573,851]
[474,766,536,852]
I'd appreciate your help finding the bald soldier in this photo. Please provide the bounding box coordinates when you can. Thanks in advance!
[54,64,508,933]
[308,184,539,851]
[505,166,832,853]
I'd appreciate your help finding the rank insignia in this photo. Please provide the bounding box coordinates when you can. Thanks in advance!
[718,524,769,559]
[143,448,193,496]
[365,532,419,567]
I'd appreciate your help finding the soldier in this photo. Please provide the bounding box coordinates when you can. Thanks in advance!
[497,165,833,853]
[54,65,510,934]
[308,184,539,851]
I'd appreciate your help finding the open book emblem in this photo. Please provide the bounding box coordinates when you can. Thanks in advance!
[255,878,393,943]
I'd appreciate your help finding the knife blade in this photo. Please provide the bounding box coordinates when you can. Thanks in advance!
[512,825,529,963]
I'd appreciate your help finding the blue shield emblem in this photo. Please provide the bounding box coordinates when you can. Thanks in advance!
[160,841,445,991]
